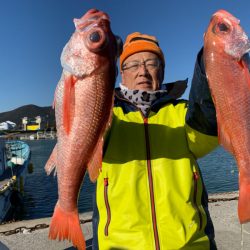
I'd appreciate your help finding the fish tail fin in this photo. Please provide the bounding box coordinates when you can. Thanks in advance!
[238,174,250,224]
[63,75,77,135]
[49,202,86,250]
[45,144,57,176]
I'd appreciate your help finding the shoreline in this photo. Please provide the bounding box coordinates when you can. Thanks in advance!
[1,192,249,249]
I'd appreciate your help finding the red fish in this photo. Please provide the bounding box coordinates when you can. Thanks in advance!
[204,9,250,223]
[45,9,121,249]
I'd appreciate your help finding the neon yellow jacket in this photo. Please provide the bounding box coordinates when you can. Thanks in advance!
[92,50,218,250]
[93,101,218,249]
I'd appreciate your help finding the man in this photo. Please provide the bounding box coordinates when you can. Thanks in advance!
[92,32,218,250]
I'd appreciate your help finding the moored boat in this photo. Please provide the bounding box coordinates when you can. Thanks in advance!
[0,139,31,222]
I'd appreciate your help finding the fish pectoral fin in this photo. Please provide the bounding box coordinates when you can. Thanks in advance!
[238,172,250,223]
[49,202,86,249]
[45,144,57,176]
[63,74,77,135]
[216,110,234,154]
[87,137,103,182]
[218,125,234,154]
[106,99,114,130]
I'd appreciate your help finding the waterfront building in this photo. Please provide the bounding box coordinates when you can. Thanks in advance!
[0,121,16,131]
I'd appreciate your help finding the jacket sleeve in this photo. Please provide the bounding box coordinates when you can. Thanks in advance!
[185,48,218,158]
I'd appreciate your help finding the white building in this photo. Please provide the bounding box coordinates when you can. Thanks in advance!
[0,121,16,130]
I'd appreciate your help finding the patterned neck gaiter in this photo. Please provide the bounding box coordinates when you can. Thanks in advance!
[120,84,168,116]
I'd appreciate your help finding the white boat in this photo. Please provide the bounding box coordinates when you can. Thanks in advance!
[29,135,35,140]
[0,139,31,222]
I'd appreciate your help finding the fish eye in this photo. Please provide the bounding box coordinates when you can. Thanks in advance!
[89,31,102,42]
[218,22,229,32]
[85,28,107,52]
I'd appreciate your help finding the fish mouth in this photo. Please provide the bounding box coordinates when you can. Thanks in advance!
[74,9,110,32]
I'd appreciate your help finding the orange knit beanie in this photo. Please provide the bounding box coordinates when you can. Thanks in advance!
[119,32,165,69]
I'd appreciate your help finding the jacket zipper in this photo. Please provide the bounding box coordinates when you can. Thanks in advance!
[193,171,202,230]
[144,117,160,250]
[115,94,160,248]
[104,177,111,236]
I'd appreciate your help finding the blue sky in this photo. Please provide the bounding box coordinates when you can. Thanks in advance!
[1,0,250,112]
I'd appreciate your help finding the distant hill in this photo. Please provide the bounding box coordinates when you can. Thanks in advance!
[0,104,55,129]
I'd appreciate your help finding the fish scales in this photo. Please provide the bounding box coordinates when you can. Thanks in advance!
[206,52,250,156]
[45,9,120,250]
[56,75,112,211]
[204,9,250,223]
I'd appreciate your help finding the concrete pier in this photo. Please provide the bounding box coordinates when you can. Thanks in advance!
[0,192,250,250]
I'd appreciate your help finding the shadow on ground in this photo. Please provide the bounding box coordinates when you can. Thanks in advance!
[64,239,92,250]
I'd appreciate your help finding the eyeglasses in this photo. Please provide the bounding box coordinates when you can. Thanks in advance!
[122,58,161,72]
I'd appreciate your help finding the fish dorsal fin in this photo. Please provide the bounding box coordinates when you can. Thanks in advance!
[87,137,104,182]
[45,144,57,176]
[87,100,114,182]
[52,84,59,109]
[218,127,234,154]
[63,75,77,134]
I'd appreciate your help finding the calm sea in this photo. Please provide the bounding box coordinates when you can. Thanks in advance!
[20,140,238,220]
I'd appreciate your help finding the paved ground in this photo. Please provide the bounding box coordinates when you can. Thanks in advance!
[0,212,93,250]
[208,192,250,250]
[0,192,250,250]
